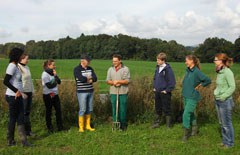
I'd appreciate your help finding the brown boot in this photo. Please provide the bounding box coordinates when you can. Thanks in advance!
[182,128,191,142]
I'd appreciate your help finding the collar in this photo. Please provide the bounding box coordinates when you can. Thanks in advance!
[45,68,54,76]
[80,64,88,70]
[187,66,196,72]
[19,63,26,66]
[159,63,166,68]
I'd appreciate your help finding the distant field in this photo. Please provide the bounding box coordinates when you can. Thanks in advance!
[0,59,239,92]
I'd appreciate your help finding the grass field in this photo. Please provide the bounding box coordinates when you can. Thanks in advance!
[0,120,240,154]
[0,59,240,154]
[1,58,239,92]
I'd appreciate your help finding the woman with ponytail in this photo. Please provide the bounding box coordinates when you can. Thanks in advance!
[181,55,211,142]
[41,59,63,133]
[214,53,235,148]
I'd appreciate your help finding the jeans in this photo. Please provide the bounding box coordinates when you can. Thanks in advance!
[155,92,172,116]
[77,92,93,116]
[110,94,128,128]
[43,94,63,130]
[183,98,198,129]
[215,98,234,147]
[23,92,32,134]
[5,95,24,141]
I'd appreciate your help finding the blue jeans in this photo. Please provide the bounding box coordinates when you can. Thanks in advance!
[215,98,234,147]
[77,92,93,116]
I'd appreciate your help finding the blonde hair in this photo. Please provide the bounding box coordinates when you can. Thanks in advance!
[156,52,167,61]
[186,55,200,70]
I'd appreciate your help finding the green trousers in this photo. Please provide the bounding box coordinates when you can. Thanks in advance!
[183,98,198,129]
[110,94,127,127]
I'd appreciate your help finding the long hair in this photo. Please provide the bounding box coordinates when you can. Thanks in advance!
[9,48,24,63]
[43,59,54,70]
[215,53,233,68]
[186,55,201,70]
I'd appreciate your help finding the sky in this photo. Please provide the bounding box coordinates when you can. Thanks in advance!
[0,0,240,46]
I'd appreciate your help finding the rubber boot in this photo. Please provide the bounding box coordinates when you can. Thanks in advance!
[85,114,95,131]
[7,125,16,146]
[182,128,191,142]
[151,114,161,129]
[166,116,173,128]
[78,116,84,132]
[191,125,199,136]
[17,125,32,147]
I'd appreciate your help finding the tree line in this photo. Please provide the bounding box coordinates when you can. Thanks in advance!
[0,33,239,62]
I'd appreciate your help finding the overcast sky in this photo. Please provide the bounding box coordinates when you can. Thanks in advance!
[0,0,240,45]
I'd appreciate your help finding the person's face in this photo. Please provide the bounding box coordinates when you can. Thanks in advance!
[20,56,29,65]
[157,58,164,65]
[81,59,89,67]
[48,62,56,70]
[185,58,194,68]
[112,57,121,67]
[213,57,223,67]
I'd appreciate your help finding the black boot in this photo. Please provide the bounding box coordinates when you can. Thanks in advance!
[182,128,191,142]
[17,125,33,147]
[7,129,16,146]
[191,125,199,136]
[166,116,173,128]
[7,125,16,146]
[151,114,161,129]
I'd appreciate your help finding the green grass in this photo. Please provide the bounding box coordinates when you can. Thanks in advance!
[1,58,239,92]
[0,121,240,154]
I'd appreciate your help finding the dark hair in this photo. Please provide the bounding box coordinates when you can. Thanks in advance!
[9,48,24,63]
[112,54,122,61]
[215,53,233,68]
[186,55,201,70]
[43,59,54,70]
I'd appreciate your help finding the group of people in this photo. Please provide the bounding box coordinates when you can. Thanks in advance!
[3,47,236,149]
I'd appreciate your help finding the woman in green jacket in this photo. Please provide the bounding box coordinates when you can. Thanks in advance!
[214,53,235,148]
[182,55,211,142]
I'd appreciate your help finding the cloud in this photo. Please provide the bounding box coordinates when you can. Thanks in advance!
[0,28,12,38]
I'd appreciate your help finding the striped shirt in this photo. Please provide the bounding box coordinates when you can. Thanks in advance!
[74,65,97,93]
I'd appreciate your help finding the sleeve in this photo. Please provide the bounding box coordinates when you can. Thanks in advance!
[165,68,176,92]
[122,67,130,82]
[3,74,18,93]
[91,68,98,82]
[42,72,57,88]
[106,68,112,81]
[55,75,61,84]
[74,67,87,83]
[197,70,211,87]
[220,70,236,101]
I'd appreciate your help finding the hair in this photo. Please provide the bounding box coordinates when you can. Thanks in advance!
[156,52,167,61]
[112,54,122,61]
[186,55,201,70]
[9,48,24,63]
[215,53,233,68]
[43,59,54,70]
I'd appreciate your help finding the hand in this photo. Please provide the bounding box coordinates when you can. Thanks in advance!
[153,88,156,92]
[161,90,167,94]
[195,84,202,90]
[53,69,57,76]
[88,78,93,84]
[15,91,22,99]
[113,80,119,86]
[21,93,28,99]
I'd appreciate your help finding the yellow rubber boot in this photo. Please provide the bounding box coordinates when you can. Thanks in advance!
[85,114,95,131]
[78,116,84,132]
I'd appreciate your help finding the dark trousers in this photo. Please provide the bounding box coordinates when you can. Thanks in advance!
[5,95,24,141]
[155,92,172,116]
[23,92,32,134]
[43,94,63,130]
